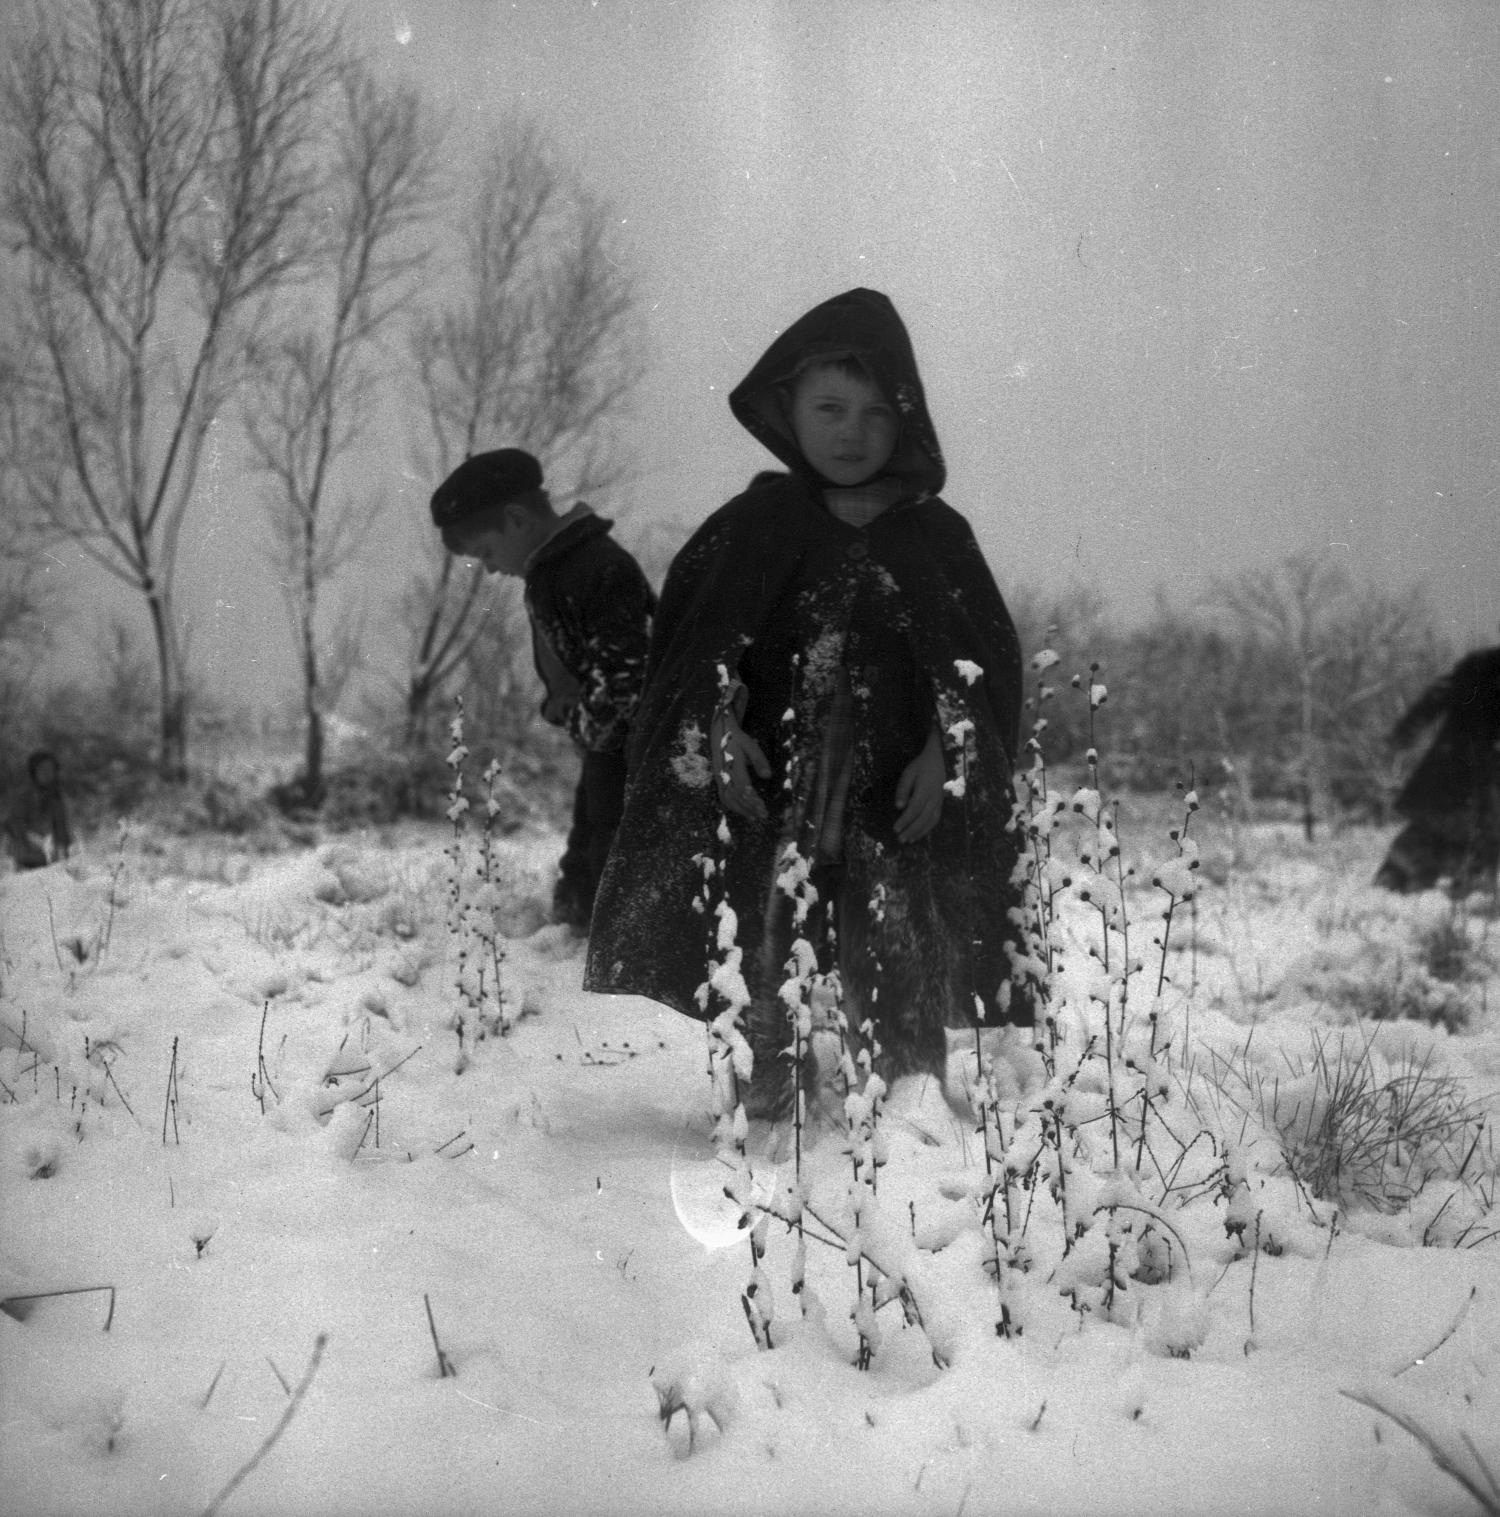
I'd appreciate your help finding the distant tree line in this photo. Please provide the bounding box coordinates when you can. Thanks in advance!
[1008,550,1455,829]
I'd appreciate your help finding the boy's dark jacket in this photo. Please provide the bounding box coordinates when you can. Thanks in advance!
[585,289,1035,1028]
[524,509,655,753]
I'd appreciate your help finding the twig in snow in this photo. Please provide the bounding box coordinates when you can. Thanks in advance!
[424,1293,456,1378]
[346,1044,423,1107]
[46,896,65,975]
[0,1283,116,1331]
[1,1015,38,1054]
[201,1334,328,1517]
[162,1036,180,1146]
[1092,1200,1194,1275]
[252,1003,278,1114]
[199,1360,227,1410]
[266,1357,289,1396]
[1392,1285,1478,1377]
[97,1052,137,1122]
[92,837,126,968]
[1340,1388,1500,1516]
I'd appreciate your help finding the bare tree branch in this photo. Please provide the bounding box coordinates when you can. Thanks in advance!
[0,0,344,779]
[243,60,442,802]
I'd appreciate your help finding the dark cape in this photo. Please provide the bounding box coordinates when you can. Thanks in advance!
[584,289,1036,1044]
[1390,646,1500,817]
[1375,645,1500,892]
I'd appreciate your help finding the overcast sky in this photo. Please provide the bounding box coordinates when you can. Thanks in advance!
[44,0,1500,709]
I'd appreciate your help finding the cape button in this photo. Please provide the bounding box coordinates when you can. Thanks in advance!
[847,540,869,561]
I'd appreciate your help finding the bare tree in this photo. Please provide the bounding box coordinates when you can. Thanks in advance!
[1109,592,1274,795]
[0,0,342,779]
[1205,549,1445,834]
[244,63,441,805]
[0,524,54,760]
[1318,584,1450,819]
[0,347,51,683]
[1210,551,1349,835]
[93,613,159,744]
[399,122,641,748]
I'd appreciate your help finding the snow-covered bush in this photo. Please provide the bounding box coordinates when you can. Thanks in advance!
[442,701,514,1073]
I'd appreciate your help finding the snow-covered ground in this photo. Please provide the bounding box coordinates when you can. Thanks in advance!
[1,803,1497,1517]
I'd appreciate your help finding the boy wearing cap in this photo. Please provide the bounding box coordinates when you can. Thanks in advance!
[430,449,656,931]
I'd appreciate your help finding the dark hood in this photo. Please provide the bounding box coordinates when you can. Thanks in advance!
[727,288,946,500]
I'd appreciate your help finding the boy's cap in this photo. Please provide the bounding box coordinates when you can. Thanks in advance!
[430,448,544,529]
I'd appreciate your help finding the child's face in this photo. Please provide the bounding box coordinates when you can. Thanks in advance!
[789,365,899,488]
[444,510,530,578]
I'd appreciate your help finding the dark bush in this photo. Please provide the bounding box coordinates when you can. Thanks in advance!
[316,747,455,828]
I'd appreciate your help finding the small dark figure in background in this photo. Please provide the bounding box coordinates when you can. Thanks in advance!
[5,750,73,870]
[1375,642,1500,895]
[430,448,656,932]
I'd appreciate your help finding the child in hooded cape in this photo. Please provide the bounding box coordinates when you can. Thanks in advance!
[585,288,1039,1117]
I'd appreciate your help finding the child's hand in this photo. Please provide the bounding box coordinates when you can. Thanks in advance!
[894,727,945,844]
[542,692,576,725]
[710,710,772,822]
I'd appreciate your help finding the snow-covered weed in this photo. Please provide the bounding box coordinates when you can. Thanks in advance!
[652,1343,738,1456]
[707,652,1228,1377]
[233,898,330,955]
[683,644,1499,1421]
[374,859,444,941]
[41,851,125,992]
[442,700,513,1072]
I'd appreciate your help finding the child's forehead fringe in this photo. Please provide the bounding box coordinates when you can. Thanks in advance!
[779,354,891,404]
[790,352,871,381]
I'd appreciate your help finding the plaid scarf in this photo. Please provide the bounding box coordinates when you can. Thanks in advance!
[823,476,905,528]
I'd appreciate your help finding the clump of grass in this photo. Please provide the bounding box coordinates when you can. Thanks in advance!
[1205,1027,1490,1216]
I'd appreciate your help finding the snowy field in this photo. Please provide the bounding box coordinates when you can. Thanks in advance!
[1,801,1497,1517]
